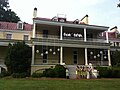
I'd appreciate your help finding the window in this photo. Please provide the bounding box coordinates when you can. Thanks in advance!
[23,35,29,40]
[17,21,23,30]
[43,30,48,38]
[43,49,48,63]
[73,50,78,64]
[6,34,12,39]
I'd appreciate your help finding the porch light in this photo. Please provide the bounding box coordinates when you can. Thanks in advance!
[100,51,103,54]
[97,54,100,57]
[90,51,93,55]
[49,48,52,52]
[36,50,39,53]
[41,53,43,56]
[104,56,107,59]
[53,52,56,55]
[57,48,60,51]
[94,56,96,59]
[45,51,48,54]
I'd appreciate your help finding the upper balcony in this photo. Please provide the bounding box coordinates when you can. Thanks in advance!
[32,21,110,49]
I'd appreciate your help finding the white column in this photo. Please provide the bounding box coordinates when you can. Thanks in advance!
[60,25,63,40]
[32,45,35,65]
[106,31,109,43]
[60,25,63,65]
[85,48,88,65]
[84,28,87,42]
[33,22,36,38]
[108,48,111,66]
[60,47,63,65]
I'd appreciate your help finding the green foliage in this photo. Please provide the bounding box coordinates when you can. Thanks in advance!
[112,50,120,66]
[32,65,66,78]
[0,67,10,78]
[0,0,20,22]
[31,72,43,78]
[12,73,28,78]
[54,65,66,78]
[4,42,32,77]
[43,68,56,78]
[96,66,120,78]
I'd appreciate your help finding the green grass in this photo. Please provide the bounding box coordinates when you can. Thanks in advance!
[0,78,120,90]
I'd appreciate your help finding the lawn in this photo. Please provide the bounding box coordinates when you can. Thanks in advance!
[0,78,120,90]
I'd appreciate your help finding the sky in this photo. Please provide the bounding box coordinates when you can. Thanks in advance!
[9,0,120,30]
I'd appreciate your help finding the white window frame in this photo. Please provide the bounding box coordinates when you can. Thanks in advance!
[17,21,23,30]
[73,49,78,64]
[23,34,29,40]
[6,33,12,39]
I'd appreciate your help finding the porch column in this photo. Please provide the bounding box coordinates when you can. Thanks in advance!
[85,48,88,65]
[84,28,87,42]
[108,48,111,66]
[60,47,63,65]
[106,31,109,43]
[60,25,63,40]
[32,45,35,65]
[33,22,36,38]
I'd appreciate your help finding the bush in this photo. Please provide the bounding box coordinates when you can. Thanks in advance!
[12,73,28,78]
[31,72,43,78]
[54,65,66,78]
[96,66,120,78]
[32,65,66,78]
[43,68,56,78]
[0,67,10,78]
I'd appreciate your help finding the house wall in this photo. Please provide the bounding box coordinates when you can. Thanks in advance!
[0,30,32,40]
[36,25,59,37]
[64,47,85,65]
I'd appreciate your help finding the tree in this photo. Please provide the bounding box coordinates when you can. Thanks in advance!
[0,0,20,22]
[117,0,120,7]
[5,42,32,76]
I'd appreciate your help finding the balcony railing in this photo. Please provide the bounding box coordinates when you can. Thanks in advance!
[35,34,107,43]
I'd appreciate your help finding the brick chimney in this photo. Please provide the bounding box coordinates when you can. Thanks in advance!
[80,15,89,24]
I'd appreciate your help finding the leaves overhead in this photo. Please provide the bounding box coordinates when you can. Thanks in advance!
[0,0,20,22]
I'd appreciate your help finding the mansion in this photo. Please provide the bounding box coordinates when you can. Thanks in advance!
[0,8,120,74]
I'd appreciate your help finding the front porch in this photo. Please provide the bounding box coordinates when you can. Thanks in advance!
[32,46,110,66]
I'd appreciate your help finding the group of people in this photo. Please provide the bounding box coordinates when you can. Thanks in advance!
[76,66,92,79]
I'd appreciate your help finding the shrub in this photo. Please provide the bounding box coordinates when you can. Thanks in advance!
[31,72,43,78]
[0,68,10,78]
[96,66,120,78]
[12,73,28,78]
[32,65,66,78]
[54,65,66,78]
[43,68,56,78]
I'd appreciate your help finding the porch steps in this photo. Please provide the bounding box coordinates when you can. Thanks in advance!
[66,65,77,79]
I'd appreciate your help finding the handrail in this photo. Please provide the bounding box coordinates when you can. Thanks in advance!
[35,35,107,43]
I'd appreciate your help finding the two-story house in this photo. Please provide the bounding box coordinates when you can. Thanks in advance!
[31,8,111,73]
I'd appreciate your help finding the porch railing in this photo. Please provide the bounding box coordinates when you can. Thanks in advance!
[89,60,108,66]
[34,58,59,65]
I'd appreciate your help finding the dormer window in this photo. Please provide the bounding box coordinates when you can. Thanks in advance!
[17,21,23,30]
